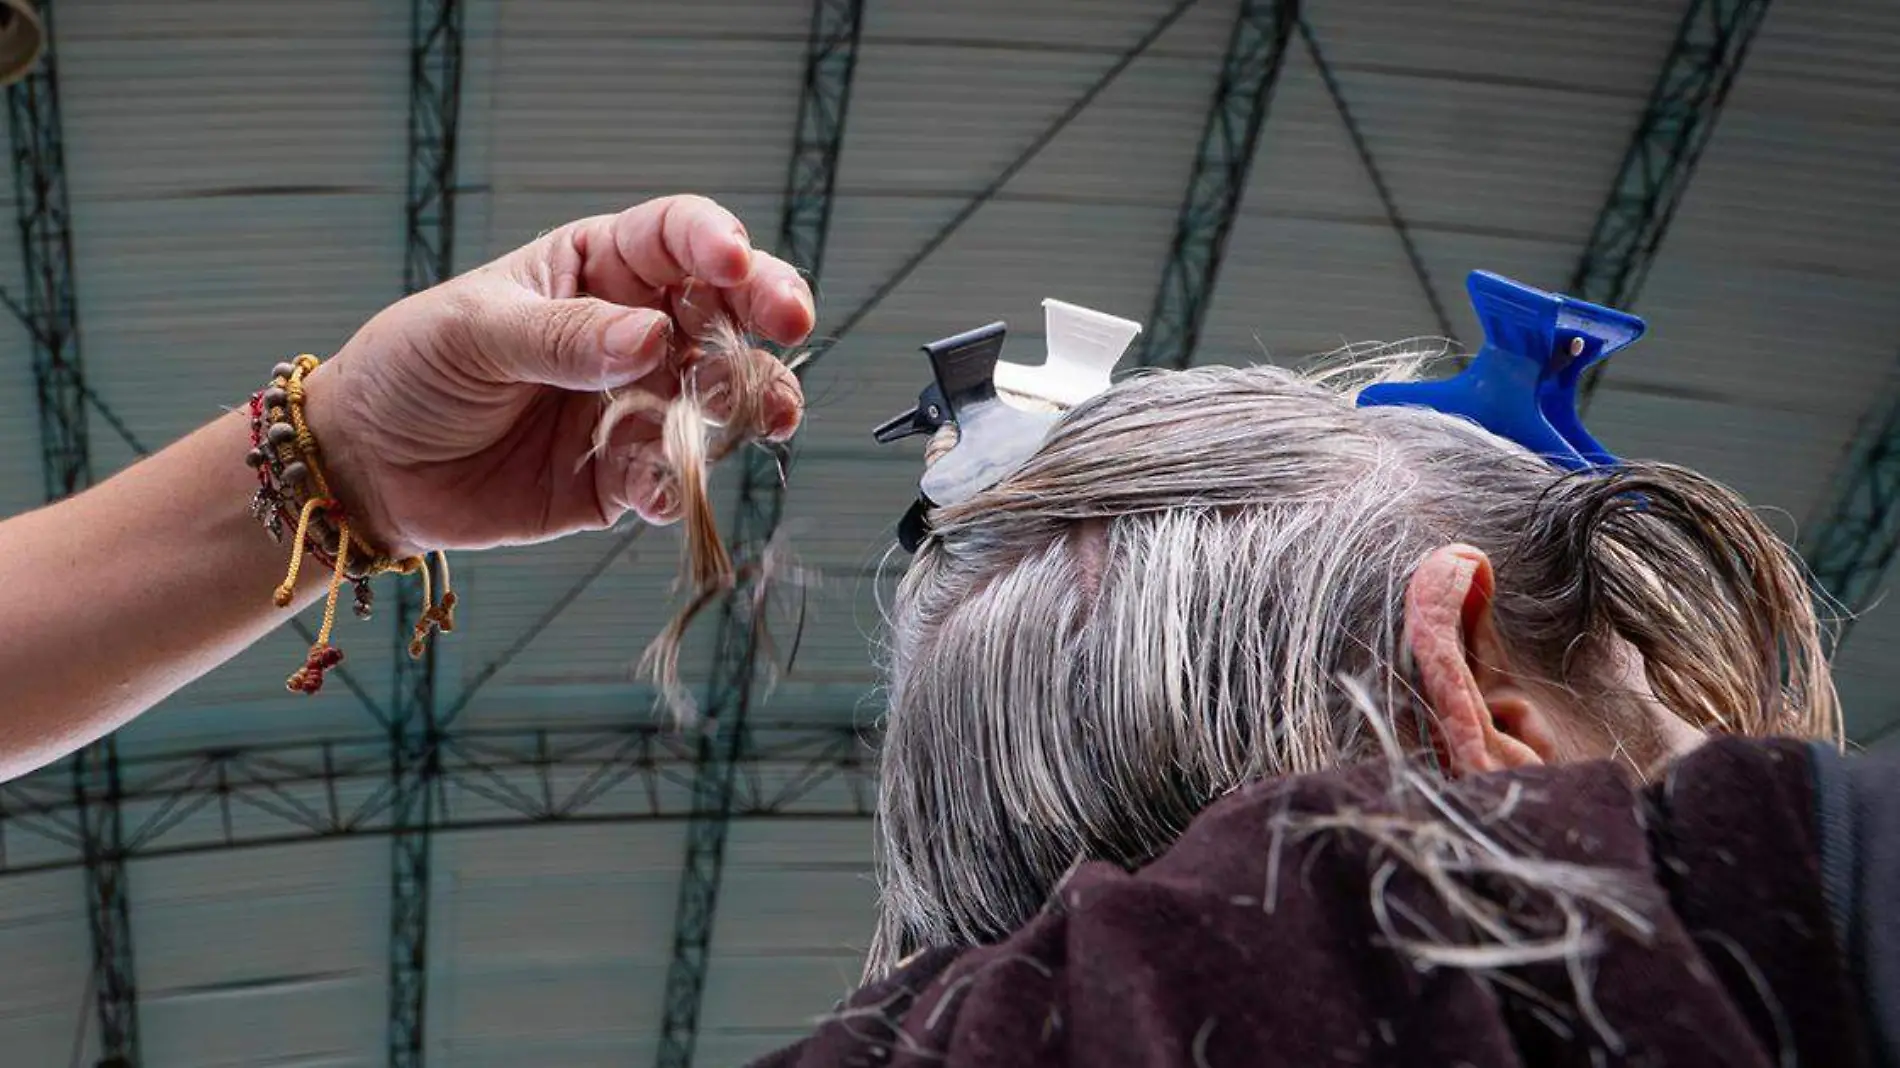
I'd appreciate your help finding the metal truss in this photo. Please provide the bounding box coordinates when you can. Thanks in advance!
[655,3,865,1066]
[1139,0,1298,370]
[1803,370,1900,653]
[391,2,463,1063]
[822,0,1196,354]
[1574,0,1772,402]
[5,3,140,1062]
[0,724,877,879]
[651,7,1194,1060]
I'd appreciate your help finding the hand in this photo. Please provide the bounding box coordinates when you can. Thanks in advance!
[303,195,813,557]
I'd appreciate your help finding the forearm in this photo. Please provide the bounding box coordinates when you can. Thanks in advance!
[0,406,324,780]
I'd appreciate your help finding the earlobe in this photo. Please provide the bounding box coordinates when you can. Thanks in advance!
[1404,544,1556,777]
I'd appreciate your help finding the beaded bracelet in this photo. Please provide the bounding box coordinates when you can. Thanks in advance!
[246,355,458,694]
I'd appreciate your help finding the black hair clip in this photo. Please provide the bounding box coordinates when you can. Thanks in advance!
[873,299,1141,551]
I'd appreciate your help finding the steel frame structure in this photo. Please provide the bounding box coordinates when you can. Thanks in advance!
[654,4,865,1066]
[1139,0,1298,370]
[1574,0,1772,402]
[389,2,463,1064]
[5,3,140,1063]
[0,725,877,879]
[653,4,1198,1059]
[1804,377,1900,651]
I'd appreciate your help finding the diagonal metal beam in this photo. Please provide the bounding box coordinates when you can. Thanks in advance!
[654,4,865,1065]
[815,0,1197,362]
[7,3,140,1063]
[1296,14,1454,344]
[1803,360,1900,661]
[437,525,647,729]
[388,2,462,1065]
[1139,0,1298,369]
[655,6,1197,1062]
[1575,0,1772,404]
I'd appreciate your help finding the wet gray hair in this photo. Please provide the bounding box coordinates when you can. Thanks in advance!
[867,353,1837,977]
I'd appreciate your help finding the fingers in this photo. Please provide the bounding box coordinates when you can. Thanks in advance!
[513,298,674,391]
[592,346,804,528]
[724,252,815,347]
[593,400,685,526]
[525,196,816,347]
[612,195,755,289]
[693,344,804,442]
[654,255,813,350]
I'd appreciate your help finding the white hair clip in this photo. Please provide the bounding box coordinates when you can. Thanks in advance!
[873,299,1142,550]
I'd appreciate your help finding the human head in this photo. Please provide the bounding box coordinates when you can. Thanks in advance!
[868,355,1837,975]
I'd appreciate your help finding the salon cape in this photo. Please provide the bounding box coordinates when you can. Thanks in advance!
[756,738,1898,1068]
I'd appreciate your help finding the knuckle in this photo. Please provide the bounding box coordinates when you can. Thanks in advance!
[540,300,598,359]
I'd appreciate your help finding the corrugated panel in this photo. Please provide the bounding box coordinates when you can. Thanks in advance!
[778,568,898,690]
[1596,0,1900,540]
[0,325,42,523]
[1204,15,1654,360]
[0,113,30,517]
[57,2,406,202]
[1588,390,1846,521]
[456,529,688,695]
[842,33,1222,206]
[866,0,1236,57]
[697,820,876,1060]
[114,608,399,755]
[1303,0,1682,96]
[0,871,89,1068]
[73,193,402,466]
[1202,214,1451,362]
[1304,70,1637,243]
[1833,595,1900,743]
[430,823,684,1064]
[468,0,806,200]
[134,840,385,1068]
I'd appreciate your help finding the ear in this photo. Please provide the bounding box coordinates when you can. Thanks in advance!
[1404,544,1563,777]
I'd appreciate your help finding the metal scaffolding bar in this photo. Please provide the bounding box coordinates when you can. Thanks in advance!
[1803,366,1900,653]
[819,0,1194,359]
[0,724,879,879]
[1139,0,1298,370]
[1295,14,1454,343]
[6,3,140,1063]
[389,1,462,1064]
[1574,0,1772,402]
[654,4,864,1065]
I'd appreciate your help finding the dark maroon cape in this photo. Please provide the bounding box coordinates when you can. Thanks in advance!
[756,739,1884,1067]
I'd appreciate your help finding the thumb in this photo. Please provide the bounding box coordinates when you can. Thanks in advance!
[508,296,673,390]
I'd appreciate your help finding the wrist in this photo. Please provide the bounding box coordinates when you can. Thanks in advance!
[299,360,405,558]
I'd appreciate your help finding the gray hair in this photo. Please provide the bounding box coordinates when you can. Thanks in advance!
[867,353,1837,977]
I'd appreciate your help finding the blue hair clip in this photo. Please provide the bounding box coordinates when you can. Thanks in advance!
[1356,271,1645,470]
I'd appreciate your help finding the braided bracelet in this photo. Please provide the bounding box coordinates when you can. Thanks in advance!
[245,355,458,694]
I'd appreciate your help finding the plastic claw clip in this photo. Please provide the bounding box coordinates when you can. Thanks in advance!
[874,299,1142,551]
[1356,271,1645,471]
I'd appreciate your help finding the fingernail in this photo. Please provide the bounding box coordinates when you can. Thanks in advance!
[606,314,667,361]
[767,380,802,439]
[648,485,676,522]
[781,277,811,312]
